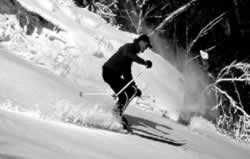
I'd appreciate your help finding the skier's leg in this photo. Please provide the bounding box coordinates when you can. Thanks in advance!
[125,85,137,102]
[119,87,139,128]
[119,85,137,115]
[102,67,128,115]
[102,67,125,96]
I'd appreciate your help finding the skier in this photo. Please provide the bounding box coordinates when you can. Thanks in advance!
[102,34,153,116]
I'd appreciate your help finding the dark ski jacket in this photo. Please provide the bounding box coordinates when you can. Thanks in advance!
[103,42,146,83]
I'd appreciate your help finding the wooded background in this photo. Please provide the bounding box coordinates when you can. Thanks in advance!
[73,0,250,72]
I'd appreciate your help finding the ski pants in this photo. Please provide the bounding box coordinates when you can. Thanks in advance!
[102,66,136,106]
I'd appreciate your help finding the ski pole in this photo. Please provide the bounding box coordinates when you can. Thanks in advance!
[80,68,147,98]
[114,68,147,98]
[79,92,110,97]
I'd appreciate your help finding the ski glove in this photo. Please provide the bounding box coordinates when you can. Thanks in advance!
[145,60,152,69]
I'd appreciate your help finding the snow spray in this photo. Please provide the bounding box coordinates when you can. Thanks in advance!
[149,33,218,124]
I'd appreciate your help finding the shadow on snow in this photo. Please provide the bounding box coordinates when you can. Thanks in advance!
[124,114,186,146]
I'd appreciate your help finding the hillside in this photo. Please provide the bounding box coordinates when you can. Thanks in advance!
[0,0,249,159]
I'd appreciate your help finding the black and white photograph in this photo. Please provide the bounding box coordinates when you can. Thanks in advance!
[0,0,250,159]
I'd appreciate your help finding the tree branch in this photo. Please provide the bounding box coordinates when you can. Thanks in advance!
[187,12,226,54]
[208,62,250,142]
[149,0,199,36]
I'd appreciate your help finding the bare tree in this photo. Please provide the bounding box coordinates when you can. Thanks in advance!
[149,0,199,36]
[187,12,227,55]
[206,62,250,142]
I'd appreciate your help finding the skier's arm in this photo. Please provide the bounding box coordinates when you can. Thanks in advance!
[123,46,146,65]
[127,53,146,65]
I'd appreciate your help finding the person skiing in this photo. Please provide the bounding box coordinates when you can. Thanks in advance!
[102,34,153,115]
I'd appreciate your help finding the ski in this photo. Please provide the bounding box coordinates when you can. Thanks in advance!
[121,123,185,146]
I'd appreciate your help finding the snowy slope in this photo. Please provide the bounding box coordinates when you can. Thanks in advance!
[0,0,250,159]
[0,46,116,108]
[1,105,250,159]
[2,0,184,117]
[16,0,134,50]
[0,47,121,129]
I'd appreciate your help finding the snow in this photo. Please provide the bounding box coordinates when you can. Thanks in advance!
[37,0,55,12]
[2,0,184,117]
[0,109,189,159]
[1,103,250,159]
[189,116,217,134]
[0,0,250,158]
